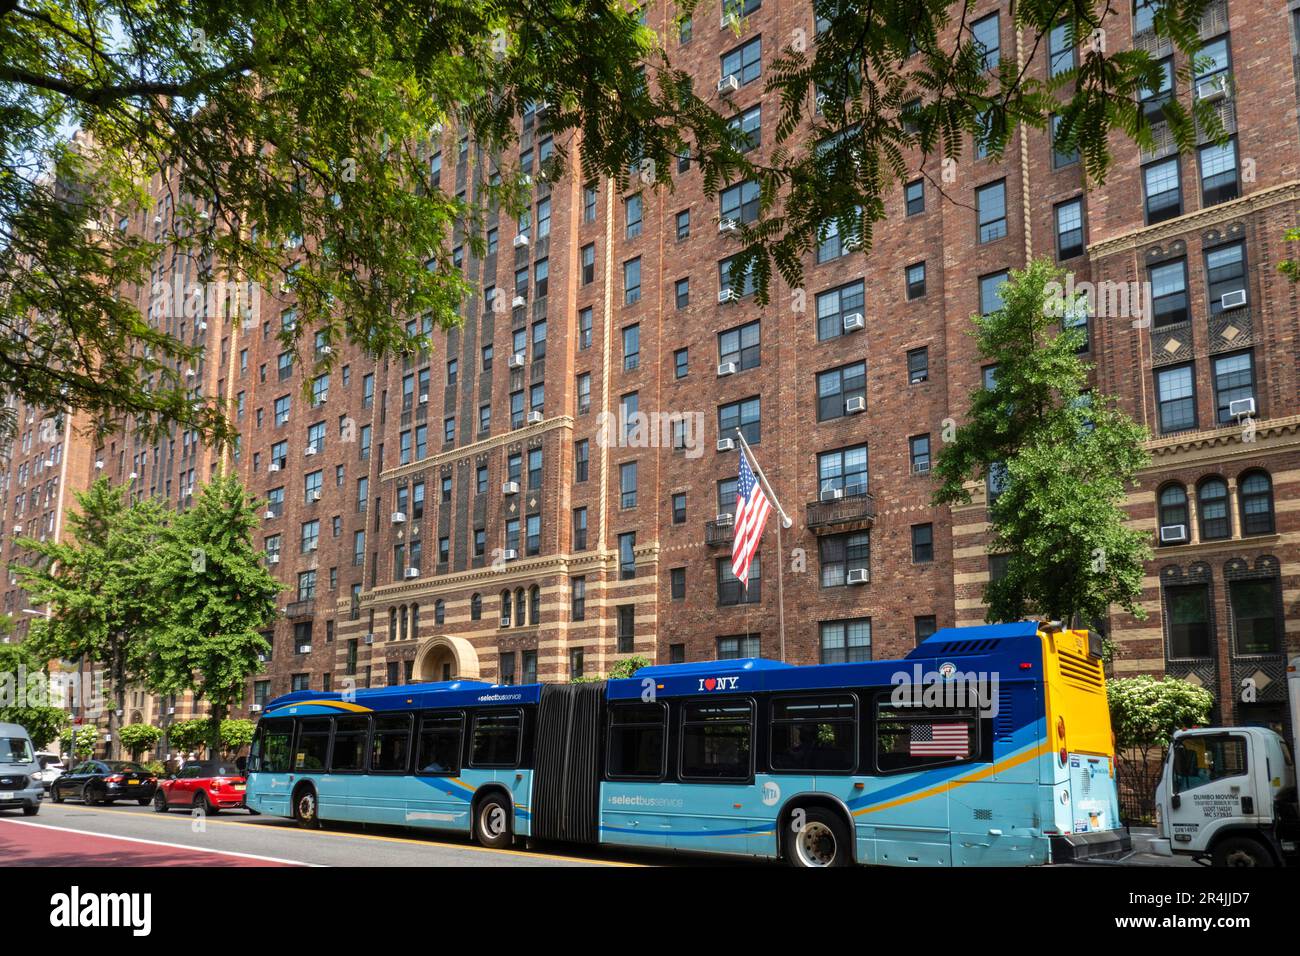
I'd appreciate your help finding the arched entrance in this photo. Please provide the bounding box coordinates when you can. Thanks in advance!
[414,635,480,682]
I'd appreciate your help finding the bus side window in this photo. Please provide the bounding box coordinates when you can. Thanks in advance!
[294,718,331,772]
[372,714,413,773]
[607,702,667,779]
[680,700,753,782]
[874,698,977,773]
[416,712,463,775]
[330,716,370,772]
[769,694,857,773]
[470,709,523,768]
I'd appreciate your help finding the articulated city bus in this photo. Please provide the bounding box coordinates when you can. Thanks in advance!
[244,621,1129,865]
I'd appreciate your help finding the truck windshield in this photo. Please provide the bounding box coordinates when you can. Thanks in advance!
[1,737,34,763]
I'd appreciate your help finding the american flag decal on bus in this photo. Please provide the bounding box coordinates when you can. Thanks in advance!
[908,722,970,757]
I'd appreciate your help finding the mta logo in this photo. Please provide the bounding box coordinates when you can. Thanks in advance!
[698,676,740,692]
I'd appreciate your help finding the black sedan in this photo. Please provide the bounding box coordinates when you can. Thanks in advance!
[49,760,158,806]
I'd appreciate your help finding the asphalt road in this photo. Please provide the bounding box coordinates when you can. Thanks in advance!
[0,800,727,867]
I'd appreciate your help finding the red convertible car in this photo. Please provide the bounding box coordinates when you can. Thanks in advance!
[153,760,248,814]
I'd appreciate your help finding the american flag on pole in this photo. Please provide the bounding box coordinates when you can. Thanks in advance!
[908,722,971,758]
[731,445,771,587]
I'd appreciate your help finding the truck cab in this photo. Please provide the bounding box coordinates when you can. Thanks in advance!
[1153,726,1298,866]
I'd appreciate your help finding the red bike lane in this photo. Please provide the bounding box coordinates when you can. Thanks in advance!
[0,818,303,866]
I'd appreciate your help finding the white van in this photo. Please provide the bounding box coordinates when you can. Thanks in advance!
[0,722,45,816]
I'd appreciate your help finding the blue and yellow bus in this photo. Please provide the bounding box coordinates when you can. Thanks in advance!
[244,622,1129,865]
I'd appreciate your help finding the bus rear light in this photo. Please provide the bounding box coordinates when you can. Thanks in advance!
[1057,717,1066,740]
[1018,662,1032,670]
[1059,748,1068,766]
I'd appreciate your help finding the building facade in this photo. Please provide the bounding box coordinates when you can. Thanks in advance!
[0,0,1296,744]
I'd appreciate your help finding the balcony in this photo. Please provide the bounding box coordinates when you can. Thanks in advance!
[806,490,877,533]
[284,598,316,619]
[704,519,734,548]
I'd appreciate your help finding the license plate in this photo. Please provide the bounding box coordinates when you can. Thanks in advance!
[234,785,246,791]
[127,779,139,785]
[0,792,12,800]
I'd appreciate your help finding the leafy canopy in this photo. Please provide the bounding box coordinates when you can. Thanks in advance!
[933,260,1153,625]
[1,0,1222,437]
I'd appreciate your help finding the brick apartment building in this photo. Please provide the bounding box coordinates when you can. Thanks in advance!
[0,0,1296,746]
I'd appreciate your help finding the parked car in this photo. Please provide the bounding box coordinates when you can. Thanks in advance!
[35,753,65,791]
[0,722,45,816]
[49,760,157,805]
[153,760,247,814]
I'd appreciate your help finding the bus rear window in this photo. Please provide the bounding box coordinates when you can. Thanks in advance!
[417,713,463,774]
[607,702,666,779]
[470,710,522,768]
[875,701,977,773]
[294,718,331,772]
[770,695,856,772]
[681,701,752,781]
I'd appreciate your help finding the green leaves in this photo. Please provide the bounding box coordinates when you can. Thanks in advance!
[933,260,1153,625]
[1108,675,1214,752]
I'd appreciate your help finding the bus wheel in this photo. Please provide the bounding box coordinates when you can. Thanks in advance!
[786,808,851,868]
[475,794,512,849]
[1212,836,1273,868]
[294,786,320,830]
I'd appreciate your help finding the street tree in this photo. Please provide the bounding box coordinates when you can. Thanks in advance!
[117,722,164,760]
[143,473,282,756]
[1,0,1223,438]
[64,725,97,760]
[933,259,1153,626]
[13,478,167,758]
[165,717,212,760]
[219,718,257,757]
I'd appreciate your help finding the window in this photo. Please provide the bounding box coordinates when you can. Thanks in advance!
[1230,579,1280,655]
[583,183,597,222]
[718,555,760,604]
[915,616,937,644]
[718,396,760,444]
[625,193,643,239]
[670,566,686,600]
[674,278,691,310]
[820,620,871,664]
[619,532,636,579]
[528,448,542,489]
[876,699,976,772]
[1050,114,1078,168]
[1141,57,1174,121]
[675,209,690,240]
[578,308,592,350]
[470,710,522,768]
[718,253,755,299]
[532,320,547,359]
[572,507,588,550]
[1055,198,1085,260]
[819,531,869,587]
[904,179,924,216]
[537,198,551,239]
[580,244,595,285]
[1144,158,1182,224]
[1206,242,1247,315]
[770,695,856,772]
[717,634,759,659]
[293,718,330,771]
[718,319,760,369]
[570,648,584,679]
[526,514,541,556]
[620,461,638,508]
[905,263,926,300]
[681,700,752,781]
[815,281,865,341]
[624,258,641,304]
[972,13,1000,69]
[300,519,320,554]
[909,434,931,474]
[721,36,762,87]
[1048,21,1075,77]
[575,439,589,481]
[1134,0,1159,35]
[728,104,761,153]
[1212,351,1254,424]
[1239,470,1274,535]
[1150,259,1189,327]
[817,444,868,497]
[623,324,640,371]
[976,180,1007,242]
[674,348,689,379]
[1166,584,1212,658]
[1195,478,1229,541]
[616,604,635,653]
[720,180,760,225]
[570,576,586,621]
[911,523,934,563]
[1172,733,1248,794]
[274,395,291,426]
[1199,139,1239,206]
[907,347,929,384]
[607,702,667,779]
[1155,364,1197,433]
[1157,484,1188,542]
[816,362,866,421]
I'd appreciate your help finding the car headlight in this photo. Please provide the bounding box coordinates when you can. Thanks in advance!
[30,771,43,782]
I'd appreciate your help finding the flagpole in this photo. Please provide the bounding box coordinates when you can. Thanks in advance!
[735,430,790,662]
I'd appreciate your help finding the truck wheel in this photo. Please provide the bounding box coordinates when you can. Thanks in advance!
[1212,836,1274,867]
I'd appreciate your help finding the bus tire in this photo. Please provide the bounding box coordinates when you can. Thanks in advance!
[1212,835,1274,868]
[474,793,513,849]
[293,784,320,830]
[784,807,851,868]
